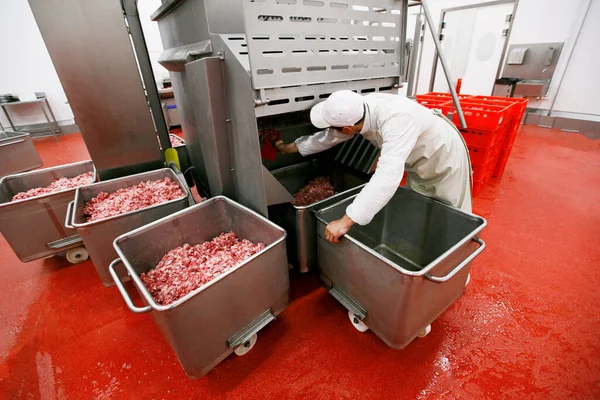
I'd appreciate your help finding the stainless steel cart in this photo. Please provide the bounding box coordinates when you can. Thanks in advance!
[0,131,43,178]
[110,196,289,378]
[270,161,367,272]
[0,160,96,262]
[66,168,192,287]
[315,187,487,348]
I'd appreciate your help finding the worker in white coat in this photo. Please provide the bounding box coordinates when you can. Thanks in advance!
[275,90,472,244]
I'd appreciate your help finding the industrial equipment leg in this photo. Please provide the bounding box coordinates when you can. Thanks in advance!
[39,102,59,142]
[1,106,17,131]
[122,0,171,152]
[406,11,424,97]
[421,0,467,129]
[43,98,64,135]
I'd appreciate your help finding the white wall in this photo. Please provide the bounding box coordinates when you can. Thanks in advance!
[0,0,169,129]
[1,0,597,124]
[137,0,170,85]
[551,0,599,116]
[413,0,598,117]
[0,0,73,127]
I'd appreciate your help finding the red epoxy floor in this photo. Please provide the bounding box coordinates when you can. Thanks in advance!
[1,127,599,399]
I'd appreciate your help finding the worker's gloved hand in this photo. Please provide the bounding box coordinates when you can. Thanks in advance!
[274,140,299,155]
[325,215,355,244]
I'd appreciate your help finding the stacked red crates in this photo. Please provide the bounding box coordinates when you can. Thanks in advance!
[473,96,528,178]
[415,93,528,196]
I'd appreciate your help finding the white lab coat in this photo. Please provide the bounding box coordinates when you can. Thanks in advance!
[295,93,472,225]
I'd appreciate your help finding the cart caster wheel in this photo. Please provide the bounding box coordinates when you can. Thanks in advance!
[465,273,471,287]
[417,324,431,338]
[66,247,89,264]
[234,334,257,356]
[348,311,369,332]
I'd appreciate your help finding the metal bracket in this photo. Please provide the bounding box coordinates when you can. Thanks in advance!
[228,310,275,349]
[329,285,366,320]
[47,235,83,250]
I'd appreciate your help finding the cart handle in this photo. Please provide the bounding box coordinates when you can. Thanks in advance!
[0,139,25,147]
[424,238,485,283]
[109,259,152,314]
[65,200,75,230]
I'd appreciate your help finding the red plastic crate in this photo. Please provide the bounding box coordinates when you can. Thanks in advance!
[493,148,513,178]
[472,168,493,197]
[458,99,519,121]
[472,149,500,181]
[420,92,474,100]
[440,101,512,131]
[499,120,521,150]
[473,96,528,121]
[468,143,501,166]
[416,96,449,109]
[460,123,510,149]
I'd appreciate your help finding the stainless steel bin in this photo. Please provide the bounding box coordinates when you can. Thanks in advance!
[270,161,367,273]
[0,131,43,177]
[315,187,487,349]
[0,160,96,262]
[110,196,289,379]
[67,168,191,287]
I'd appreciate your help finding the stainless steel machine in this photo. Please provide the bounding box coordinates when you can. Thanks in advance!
[151,0,409,215]
[150,0,406,269]
[27,0,171,181]
[150,0,466,272]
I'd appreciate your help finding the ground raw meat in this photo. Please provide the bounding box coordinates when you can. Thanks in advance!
[140,232,265,305]
[169,134,185,147]
[12,172,94,201]
[292,176,336,206]
[84,177,184,222]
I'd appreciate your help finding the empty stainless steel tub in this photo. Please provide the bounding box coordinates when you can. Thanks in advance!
[270,161,367,272]
[0,160,96,262]
[67,168,191,287]
[315,187,487,349]
[0,131,43,178]
[111,196,289,379]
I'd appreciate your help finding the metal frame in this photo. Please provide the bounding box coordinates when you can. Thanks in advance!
[122,0,171,151]
[406,6,424,97]
[242,0,406,90]
[420,0,466,128]
[0,99,62,142]
[428,0,519,95]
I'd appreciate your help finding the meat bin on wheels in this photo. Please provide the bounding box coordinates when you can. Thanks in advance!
[110,196,289,378]
[0,160,96,263]
[315,187,487,348]
[0,130,43,178]
[65,167,193,287]
[269,160,367,273]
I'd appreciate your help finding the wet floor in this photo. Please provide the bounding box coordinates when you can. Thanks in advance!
[1,126,599,399]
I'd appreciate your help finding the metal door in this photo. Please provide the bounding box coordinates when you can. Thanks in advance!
[432,1,515,95]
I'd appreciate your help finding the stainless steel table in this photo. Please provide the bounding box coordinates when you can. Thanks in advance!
[0,98,62,142]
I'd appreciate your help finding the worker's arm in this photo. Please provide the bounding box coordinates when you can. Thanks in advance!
[275,141,299,154]
[277,128,353,157]
[345,113,420,226]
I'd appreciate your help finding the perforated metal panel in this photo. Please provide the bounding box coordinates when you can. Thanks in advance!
[243,0,407,89]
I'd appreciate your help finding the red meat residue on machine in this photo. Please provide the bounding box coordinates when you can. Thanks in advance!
[140,232,265,305]
[84,177,184,222]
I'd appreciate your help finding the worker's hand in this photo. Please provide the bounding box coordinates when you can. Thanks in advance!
[274,140,299,155]
[325,215,355,244]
